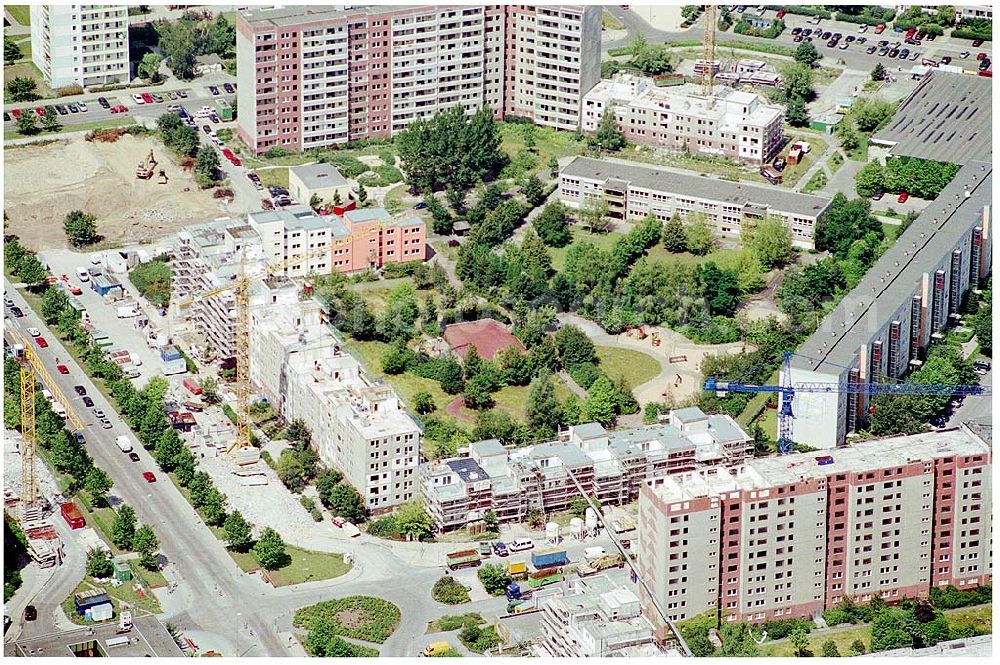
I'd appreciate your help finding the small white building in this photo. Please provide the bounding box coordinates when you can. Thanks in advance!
[288,163,354,206]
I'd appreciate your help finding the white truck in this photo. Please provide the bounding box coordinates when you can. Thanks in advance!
[116,303,140,318]
[115,436,134,453]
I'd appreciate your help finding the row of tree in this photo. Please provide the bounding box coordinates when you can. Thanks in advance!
[855,156,960,200]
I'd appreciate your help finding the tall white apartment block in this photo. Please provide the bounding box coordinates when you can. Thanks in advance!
[249,280,422,512]
[30,5,129,89]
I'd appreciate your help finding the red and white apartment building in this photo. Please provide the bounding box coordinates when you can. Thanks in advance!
[235,4,601,154]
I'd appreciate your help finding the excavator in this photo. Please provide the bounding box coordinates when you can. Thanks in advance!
[158,169,168,185]
[136,149,157,180]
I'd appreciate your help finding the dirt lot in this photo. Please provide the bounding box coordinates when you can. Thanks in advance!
[4,134,224,251]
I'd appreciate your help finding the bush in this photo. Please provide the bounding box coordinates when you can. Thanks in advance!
[432,575,471,605]
[929,584,992,610]
[294,596,402,644]
[366,514,401,539]
[760,618,814,640]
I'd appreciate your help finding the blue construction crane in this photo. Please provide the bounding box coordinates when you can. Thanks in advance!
[704,352,992,454]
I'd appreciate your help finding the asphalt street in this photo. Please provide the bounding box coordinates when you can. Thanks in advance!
[946,365,992,427]
[603,6,992,73]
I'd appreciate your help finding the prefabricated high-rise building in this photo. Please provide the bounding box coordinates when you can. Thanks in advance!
[30,4,130,89]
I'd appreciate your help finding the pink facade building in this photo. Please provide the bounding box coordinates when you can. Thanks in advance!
[638,426,992,629]
[235,4,600,154]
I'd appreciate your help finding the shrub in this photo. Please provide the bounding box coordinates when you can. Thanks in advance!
[432,575,471,605]
[294,596,402,644]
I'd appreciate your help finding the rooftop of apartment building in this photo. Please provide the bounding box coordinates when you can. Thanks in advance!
[646,424,991,504]
[426,408,750,501]
[178,218,260,254]
[249,207,353,237]
[872,71,992,165]
[586,74,782,127]
[238,4,447,28]
[561,156,831,218]
[289,163,349,190]
[790,160,992,374]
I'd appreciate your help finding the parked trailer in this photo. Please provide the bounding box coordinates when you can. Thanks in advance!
[527,566,564,589]
[530,548,569,570]
[506,560,528,579]
[60,502,85,529]
[576,553,626,577]
[445,549,482,570]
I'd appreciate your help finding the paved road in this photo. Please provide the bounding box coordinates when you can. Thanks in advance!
[604,7,992,74]
[4,279,284,657]
[946,366,991,427]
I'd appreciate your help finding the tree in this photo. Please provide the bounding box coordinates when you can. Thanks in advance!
[555,325,597,366]
[328,483,365,523]
[17,254,47,289]
[84,468,113,506]
[661,216,688,253]
[277,450,308,491]
[199,377,220,405]
[871,62,887,82]
[684,213,715,255]
[40,286,70,324]
[785,96,809,127]
[522,174,545,207]
[252,527,288,570]
[815,193,883,258]
[794,41,821,67]
[86,548,114,579]
[822,640,841,657]
[589,107,625,152]
[154,427,184,471]
[15,110,38,136]
[782,62,815,102]
[4,37,23,64]
[156,19,198,80]
[354,183,368,204]
[584,375,618,426]
[790,628,812,657]
[331,190,343,207]
[63,210,98,248]
[223,510,254,552]
[439,358,465,394]
[478,563,512,595]
[41,106,60,132]
[526,372,561,439]
[547,155,560,177]
[425,195,453,235]
[741,215,792,269]
[6,76,37,102]
[482,509,498,532]
[195,145,220,186]
[851,98,895,132]
[870,607,920,652]
[286,419,311,444]
[855,161,887,198]
[463,374,496,410]
[4,237,26,275]
[111,504,137,550]
[849,639,867,656]
[309,193,322,210]
[132,524,160,569]
[533,201,572,247]
[396,501,434,541]
[314,468,344,508]
[413,391,436,415]
[137,52,163,82]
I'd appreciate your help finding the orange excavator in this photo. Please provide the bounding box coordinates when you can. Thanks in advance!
[136,149,157,180]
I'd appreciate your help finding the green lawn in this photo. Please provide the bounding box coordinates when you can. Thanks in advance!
[346,339,456,418]
[256,166,289,190]
[6,5,30,25]
[549,227,627,272]
[384,183,410,214]
[3,60,54,103]
[828,151,844,175]
[228,544,351,587]
[5,117,136,141]
[499,121,588,180]
[595,346,660,388]
[61,578,161,626]
[802,170,828,193]
[644,245,744,271]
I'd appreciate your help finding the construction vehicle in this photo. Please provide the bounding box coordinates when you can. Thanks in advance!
[158,169,168,184]
[704,351,992,454]
[6,329,84,520]
[576,553,625,577]
[136,149,157,180]
[445,549,482,570]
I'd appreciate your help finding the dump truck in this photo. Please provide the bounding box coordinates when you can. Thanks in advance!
[531,548,568,570]
[576,553,625,577]
[505,559,528,580]
[527,566,564,589]
[445,549,482,570]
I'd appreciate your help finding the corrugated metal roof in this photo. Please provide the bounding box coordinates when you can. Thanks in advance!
[873,71,992,165]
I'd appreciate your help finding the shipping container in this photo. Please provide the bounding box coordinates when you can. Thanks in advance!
[73,589,110,615]
[60,502,86,529]
[531,548,569,570]
[527,567,564,588]
[183,378,203,395]
[506,560,528,579]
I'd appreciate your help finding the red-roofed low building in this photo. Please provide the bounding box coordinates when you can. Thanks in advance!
[443,319,525,361]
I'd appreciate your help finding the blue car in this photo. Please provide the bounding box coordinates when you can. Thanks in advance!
[493,541,509,557]
[414,201,428,210]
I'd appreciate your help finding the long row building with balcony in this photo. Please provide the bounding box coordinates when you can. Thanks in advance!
[786,161,992,449]
[559,156,832,249]
[235,4,601,154]
[421,407,752,532]
[30,4,129,88]
[638,425,991,628]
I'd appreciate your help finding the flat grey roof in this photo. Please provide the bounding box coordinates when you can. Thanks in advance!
[9,614,183,657]
[344,208,391,224]
[791,161,992,374]
[873,72,992,165]
[290,162,348,190]
[562,156,831,218]
[240,5,429,28]
[573,422,608,439]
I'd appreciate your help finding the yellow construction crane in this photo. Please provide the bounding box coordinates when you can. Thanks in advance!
[701,4,718,97]
[178,230,379,457]
[7,329,84,515]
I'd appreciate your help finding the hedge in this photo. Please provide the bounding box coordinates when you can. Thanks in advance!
[952,28,992,41]
[765,5,831,19]
[834,13,887,26]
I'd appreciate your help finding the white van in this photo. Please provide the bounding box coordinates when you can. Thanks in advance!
[76,267,90,282]
[115,436,134,453]
[52,402,67,418]
[508,538,534,553]
[41,388,54,402]
[584,546,606,562]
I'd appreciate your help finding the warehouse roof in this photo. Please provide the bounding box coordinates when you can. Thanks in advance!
[872,72,992,165]
[791,161,992,375]
[562,157,832,218]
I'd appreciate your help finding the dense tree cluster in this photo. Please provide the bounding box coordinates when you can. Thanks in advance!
[855,156,960,200]
[156,12,236,80]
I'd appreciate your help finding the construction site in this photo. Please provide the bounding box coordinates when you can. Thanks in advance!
[3,133,223,251]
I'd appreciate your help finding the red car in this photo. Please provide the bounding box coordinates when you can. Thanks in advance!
[56,364,69,374]
[331,517,346,528]
[229,155,242,167]
[110,104,128,114]
[776,8,786,19]
[69,286,82,295]
[34,107,45,117]
[142,471,157,483]
[36,337,48,348]
[141,92,153,104]
[897,191,909,203]
[10,108,21,118]
[874,24,886,34]
[977,51,988,60]
[222,148,235,160]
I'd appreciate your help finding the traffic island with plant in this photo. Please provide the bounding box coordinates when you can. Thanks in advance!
[294,596,402,656]
[432,575,471,605]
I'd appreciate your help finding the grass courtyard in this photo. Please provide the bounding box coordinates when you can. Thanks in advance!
[595,346,661,389]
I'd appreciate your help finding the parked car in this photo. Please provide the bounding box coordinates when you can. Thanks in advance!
[82,396,94,407]
[2,112,8,122]
[10,109,20,119]
[209,85,220,95]
[23,606,37,622]
[791,26,801,35]
[772,157,786,171]
[874,23,886,34]
[909,51,920,61]
[78,102,88,112]
[972,360,991,374]
[27,327,40,337]
[101,419,112,429]
[57,365,69,374]
[203,124,213,134]
[857,24,868,33]
[979,58,991,70]
[493,541,509,557]
[110,105,128,113]
[414,201,428,210]
[68,104,79,113]
[977,51,988,60]
[93,408,105,418]
[177,90,188,98]
[34,107,45,117]
[223,83,235,94]
[941,56,952,65]
[132,93,145,104]
[36,337,48,348]
[897,191,909,203]
[74,385,87,396]
[973,39,984,47]
[142,471,157,483]
[9,307,23,317]
[331,517,346,527]
[866,45,878,54]
[839,41,849,50]
[793,35,803,42]
[889,47,900,57]
[141,92,153,104]
[151,94,163,103]
[845,35,855,43]
[899,48,910,59]
[821,31,831,39]
[55,105,68,115]
[129,452,141,462]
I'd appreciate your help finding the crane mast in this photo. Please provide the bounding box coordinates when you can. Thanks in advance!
[701,4,718,96]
